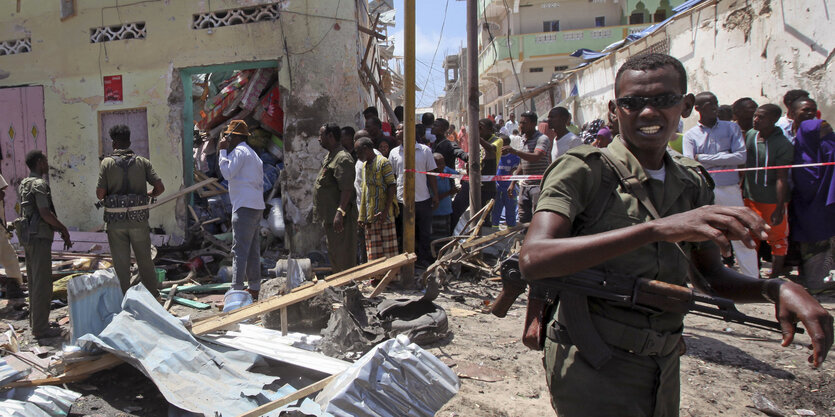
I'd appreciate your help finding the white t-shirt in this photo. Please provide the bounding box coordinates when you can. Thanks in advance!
[388,143,437,203]
[551,131,584,162]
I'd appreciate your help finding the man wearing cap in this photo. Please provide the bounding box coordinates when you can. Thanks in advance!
[219,120,265,299]
[97,124,165,297]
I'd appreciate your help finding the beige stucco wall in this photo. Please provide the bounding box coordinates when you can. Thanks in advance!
[558,0,835,130]
[517,0,623,33]
[0,0,367,245]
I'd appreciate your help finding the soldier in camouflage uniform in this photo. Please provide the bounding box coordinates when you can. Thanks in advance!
[18,150,72,340]
[96,125,165,297]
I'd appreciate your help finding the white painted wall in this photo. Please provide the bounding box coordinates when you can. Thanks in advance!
[557,0,835,131]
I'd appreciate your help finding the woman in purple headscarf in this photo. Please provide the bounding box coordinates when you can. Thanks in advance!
[790,118,835,293]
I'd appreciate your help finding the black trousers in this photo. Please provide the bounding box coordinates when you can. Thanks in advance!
[397,200,434,265]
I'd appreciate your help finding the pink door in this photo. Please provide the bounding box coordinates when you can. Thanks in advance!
[0,86,47,223]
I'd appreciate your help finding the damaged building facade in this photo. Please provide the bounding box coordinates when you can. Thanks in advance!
[0,0,396,256]
[551,0,834,130]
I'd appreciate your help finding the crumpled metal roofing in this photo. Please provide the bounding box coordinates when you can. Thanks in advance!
[78,284,286,416]
[66,268,123,351]
[315,335,459,417]
[0,385,81,417]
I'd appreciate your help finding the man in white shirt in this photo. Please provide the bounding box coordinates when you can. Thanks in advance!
[218,120,265,300]
[547,106,584,161]
[683,92,758,278]
[0,174,23,298]
[501,113,518,136]
[389,123,439,267]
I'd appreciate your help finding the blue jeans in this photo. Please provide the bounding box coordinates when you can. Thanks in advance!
[492,184,517,227]
[231,207,263,291]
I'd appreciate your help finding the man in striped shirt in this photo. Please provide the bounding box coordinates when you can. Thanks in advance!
[503,111,552,223]
[355,137,398,261]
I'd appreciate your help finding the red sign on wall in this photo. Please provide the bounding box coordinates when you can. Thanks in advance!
[104,75,123,103]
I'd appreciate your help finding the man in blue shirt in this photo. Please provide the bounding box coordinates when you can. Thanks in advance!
[684,92,758,278]
[493,135,520,227]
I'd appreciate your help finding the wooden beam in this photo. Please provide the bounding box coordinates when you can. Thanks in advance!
[357,24,386,40]
[164,284,179,311]
[191,253,416,335]
[280,307,288,337]
[369,269,397,298]
[360,13,381,66]
[361,63,398,126]
[236,373,339,417]
[3,353,122,388]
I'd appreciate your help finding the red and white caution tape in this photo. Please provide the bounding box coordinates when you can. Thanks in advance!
[406,161,835,182]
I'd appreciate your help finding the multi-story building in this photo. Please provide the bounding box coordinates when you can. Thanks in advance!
[477,0,685,118]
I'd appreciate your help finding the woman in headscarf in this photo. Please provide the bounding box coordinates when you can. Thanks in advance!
[789,118,835,293]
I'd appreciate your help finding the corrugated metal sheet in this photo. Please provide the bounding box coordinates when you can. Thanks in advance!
[78,284,294,416]
[0,358,28,387]
[0,385,81,417]
[66,268,123,350]
[315,335,459,417]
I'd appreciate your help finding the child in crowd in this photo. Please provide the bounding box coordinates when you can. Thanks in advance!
[493,135,521,227]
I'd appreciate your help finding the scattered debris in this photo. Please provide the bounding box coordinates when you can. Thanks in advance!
[454,361,507,383]
[751,393,786,417]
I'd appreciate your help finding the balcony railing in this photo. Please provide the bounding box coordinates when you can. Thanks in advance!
[478,23,650,76]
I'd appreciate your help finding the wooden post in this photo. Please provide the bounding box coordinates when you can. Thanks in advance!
[280,307,288,336]
[401,0,416,287]
[466,0,482,217]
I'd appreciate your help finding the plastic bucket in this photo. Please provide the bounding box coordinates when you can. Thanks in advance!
[223,289,253,312]
[155,268,166,283]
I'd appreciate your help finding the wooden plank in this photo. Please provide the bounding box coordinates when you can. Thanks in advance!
[160,282,231,295]
[369,269,397,298]
[360,64,398,125]
[323,257,386,282]
[280,307,288,337]
[236,373,339,417]
[360,13,381,65]
[3,353,122,388]
[357,24,386,40]
[192,253,416,335]
[164,284,179,311]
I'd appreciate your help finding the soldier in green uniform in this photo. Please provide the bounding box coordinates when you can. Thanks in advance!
[313,123,358,272]
[18,150,72,340]
[96,125,165,297]
[519,54,833,416]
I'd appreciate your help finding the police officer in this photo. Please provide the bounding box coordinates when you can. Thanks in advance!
[18,150,72,340]
[96,125,164,297]
[520,54,833,416]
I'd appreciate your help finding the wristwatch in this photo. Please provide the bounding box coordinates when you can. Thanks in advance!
[336,207,346,217]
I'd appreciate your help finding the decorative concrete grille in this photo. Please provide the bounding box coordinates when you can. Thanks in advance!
[563,32,584,41]
[192,3,282,30]
[0,38,31,56]
[90,22,146,43]
[591,29,612,39]
[634,39,669,57]
[534,34,559,43]
[628,26,650,35]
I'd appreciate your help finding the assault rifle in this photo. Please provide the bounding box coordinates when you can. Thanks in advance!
[491,255,801,335]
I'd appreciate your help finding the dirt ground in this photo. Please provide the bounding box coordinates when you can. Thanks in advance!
[2,271,834,417]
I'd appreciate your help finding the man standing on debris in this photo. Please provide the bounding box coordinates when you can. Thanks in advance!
[219,120,265,300]
[0,173,23,298]
[355,137,398,262]
[314,123,358,273]
[503,111,551,224]
[19,150,72,340]
[520,54,833,416]
[96,125,165,297]
[683,92,758,278]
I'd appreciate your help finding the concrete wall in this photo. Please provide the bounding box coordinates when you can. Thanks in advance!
[557,0,835,131]
[0,0,368,249]
[517,1,622,33]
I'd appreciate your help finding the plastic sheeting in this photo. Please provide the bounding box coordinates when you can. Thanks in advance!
[315,335,459,417]
[78,284,284,416]
[0,385,81,417]
[66,268,123,350]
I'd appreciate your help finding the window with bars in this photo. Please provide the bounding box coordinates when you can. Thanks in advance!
[90,22,146,43]
[529,67,544,73]
[192,3,282,30]
[543,20,560,32]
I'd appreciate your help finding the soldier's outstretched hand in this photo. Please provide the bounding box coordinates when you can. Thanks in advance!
[651,205,769,257]
[774,282,834,368]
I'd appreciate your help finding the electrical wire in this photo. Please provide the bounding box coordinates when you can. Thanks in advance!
[417,0,450,107]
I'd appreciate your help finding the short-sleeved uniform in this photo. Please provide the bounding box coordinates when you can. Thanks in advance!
[518,130,552,223]
[535,139,714,417]
[18,174,56,335]
[97,148,162,296]
[314,148,358,272]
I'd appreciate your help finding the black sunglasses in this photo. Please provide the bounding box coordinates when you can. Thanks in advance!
[616,93,684,111]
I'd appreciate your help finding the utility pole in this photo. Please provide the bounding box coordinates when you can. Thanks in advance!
[466,0,481,218]
[401,0,416,286]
